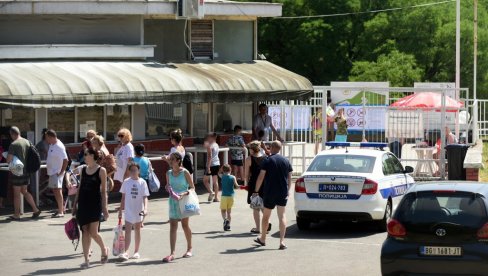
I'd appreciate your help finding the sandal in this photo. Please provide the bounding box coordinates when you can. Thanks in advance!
[279,244,288,250]
[32,210,41,219]
[101,247,109,264]
[80,261,90,269]
[6,216,21,221]
[250,228,260,234]
[162,255,174,263]
[254,238,266,246]
[182,251,192,258]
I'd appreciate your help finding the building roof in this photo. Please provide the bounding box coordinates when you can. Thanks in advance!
[0,60,313,107]
[0,0,282,17]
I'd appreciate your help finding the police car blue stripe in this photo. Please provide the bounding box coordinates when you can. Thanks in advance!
[379,184,411,199]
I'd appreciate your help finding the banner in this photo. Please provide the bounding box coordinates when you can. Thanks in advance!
[337,105,387,131]
[386,110,424,139]
[268,106,312,130]
[330,82,389,105]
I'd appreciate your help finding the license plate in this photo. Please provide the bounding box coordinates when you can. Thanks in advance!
[319,184,348,193]
[420,246,462,256]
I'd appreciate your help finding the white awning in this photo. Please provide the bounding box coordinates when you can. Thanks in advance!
[0,60,313,108]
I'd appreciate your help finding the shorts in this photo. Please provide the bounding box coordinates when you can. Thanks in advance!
[48,174,64,189]
[263,196,288,209]
[231,160,243,167]
[220,196,234,210]
[335,135,347,142]
[9,173,30,186]
[205,165,220,176]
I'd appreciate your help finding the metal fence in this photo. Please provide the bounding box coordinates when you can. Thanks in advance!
[266,86,474,179]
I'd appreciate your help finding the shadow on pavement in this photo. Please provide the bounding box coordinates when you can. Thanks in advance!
[220,246,267,255]
[25,267,83,275]
[115,259,164,266]
[272,221,380,240]
[206,232,256,239]
[23,253,80,263]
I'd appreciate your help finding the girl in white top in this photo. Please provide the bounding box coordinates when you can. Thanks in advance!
[118,162,150,261]
[203,132,220,202]
[163,129,186,161]
[114,128,135,184]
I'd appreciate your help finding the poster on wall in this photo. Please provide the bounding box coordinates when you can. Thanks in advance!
[330,82,389,106]
[86,121,96,131]
[337,105,387,131]
[385,110,424,139]
[268,106,312,130]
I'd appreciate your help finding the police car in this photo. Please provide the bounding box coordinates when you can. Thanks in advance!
[294,142,415,231]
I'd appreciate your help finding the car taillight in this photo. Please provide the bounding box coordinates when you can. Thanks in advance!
[295,177,306,193]
[361,179,378,195]
[387,219,406,238]
[477,223,488,239]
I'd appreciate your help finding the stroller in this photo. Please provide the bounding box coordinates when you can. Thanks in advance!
[63,168,80,212]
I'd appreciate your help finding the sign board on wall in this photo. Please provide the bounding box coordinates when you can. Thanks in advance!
[337,105,387,131]
[268,106,312,130]
[386,111,424,139]
[330,82,389,105]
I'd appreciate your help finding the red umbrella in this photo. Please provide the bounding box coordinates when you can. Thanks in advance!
[391,92,463,111]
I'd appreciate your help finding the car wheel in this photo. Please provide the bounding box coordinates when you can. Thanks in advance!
[296,216,311,230]
[377,200,392,232]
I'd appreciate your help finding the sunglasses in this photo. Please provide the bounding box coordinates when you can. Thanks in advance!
[84,153,91,156]
[118,134,124,138]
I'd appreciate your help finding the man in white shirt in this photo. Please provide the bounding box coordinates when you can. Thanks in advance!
[252,103,283,142]
[45,129,68,218]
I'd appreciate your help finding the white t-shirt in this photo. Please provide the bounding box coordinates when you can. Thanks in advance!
[120,178,150,224]
[114,143,134,182]
[46,139,68,176]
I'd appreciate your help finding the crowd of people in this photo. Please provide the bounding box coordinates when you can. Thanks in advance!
[1,108,293,268]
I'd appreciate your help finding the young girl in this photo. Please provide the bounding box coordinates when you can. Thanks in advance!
[204,132,220,202]
[118,162,150,261]
[132,144,151,185]
[334,108,348,142]
[163,152,195,262]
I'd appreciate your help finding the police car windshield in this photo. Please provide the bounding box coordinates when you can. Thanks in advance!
[396,192,487,229]
[307,155,376,173]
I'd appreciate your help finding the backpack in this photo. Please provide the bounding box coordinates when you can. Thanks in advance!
[182,152,194,174]
[25,143,41,173]
[64,217,80,251]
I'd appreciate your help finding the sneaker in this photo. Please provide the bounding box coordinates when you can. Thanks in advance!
[208,192,214,202]
[131,253,140,259]
[118,253,129,261]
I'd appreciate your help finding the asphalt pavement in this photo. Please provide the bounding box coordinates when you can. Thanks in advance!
[0,186,386,276]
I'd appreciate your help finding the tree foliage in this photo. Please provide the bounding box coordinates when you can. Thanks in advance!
[250,0,488,97]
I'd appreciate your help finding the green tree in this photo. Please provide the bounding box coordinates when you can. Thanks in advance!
[349,49,423,86]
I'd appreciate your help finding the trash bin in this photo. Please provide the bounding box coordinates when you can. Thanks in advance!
[445,144,470,180]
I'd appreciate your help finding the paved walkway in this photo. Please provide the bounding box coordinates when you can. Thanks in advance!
[0,188,385,276]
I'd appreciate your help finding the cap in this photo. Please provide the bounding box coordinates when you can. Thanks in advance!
[10,126,20,135]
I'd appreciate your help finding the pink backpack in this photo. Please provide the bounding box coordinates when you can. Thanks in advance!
[64,218,80,251]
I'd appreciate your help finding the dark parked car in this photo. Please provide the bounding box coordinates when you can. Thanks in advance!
[381,182,488,276]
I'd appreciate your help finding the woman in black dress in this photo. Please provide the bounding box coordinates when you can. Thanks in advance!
[244,141,270,234]
[72,147,109,268]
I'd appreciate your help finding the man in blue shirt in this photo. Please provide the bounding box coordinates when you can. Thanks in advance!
[252,141,292,250]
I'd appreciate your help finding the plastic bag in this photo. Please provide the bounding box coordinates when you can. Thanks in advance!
[250,194,264,210]
[148,170,160,193]
[112,218,125,256]
[10,155,24,176]
[179,190,201,218]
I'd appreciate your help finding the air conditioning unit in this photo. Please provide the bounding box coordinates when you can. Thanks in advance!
[177,0,205,19]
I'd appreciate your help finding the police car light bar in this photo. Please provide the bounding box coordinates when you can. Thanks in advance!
[325,142,388,148]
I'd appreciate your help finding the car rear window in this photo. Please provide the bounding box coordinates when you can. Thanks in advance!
[396,191,487,228]
[307,155,376,173]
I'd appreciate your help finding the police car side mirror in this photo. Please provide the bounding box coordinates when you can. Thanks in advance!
[403,166,414,174]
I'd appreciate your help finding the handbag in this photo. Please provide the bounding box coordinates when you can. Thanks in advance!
[178,190,201,218]
[64,218,80,251]
[148,169,160,193]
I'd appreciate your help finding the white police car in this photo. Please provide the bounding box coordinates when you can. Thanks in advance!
[294,142,415,231]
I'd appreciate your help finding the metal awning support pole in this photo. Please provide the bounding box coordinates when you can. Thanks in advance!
[322,89,328,150]
[440,92,447,180]
[473,0,479,142]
